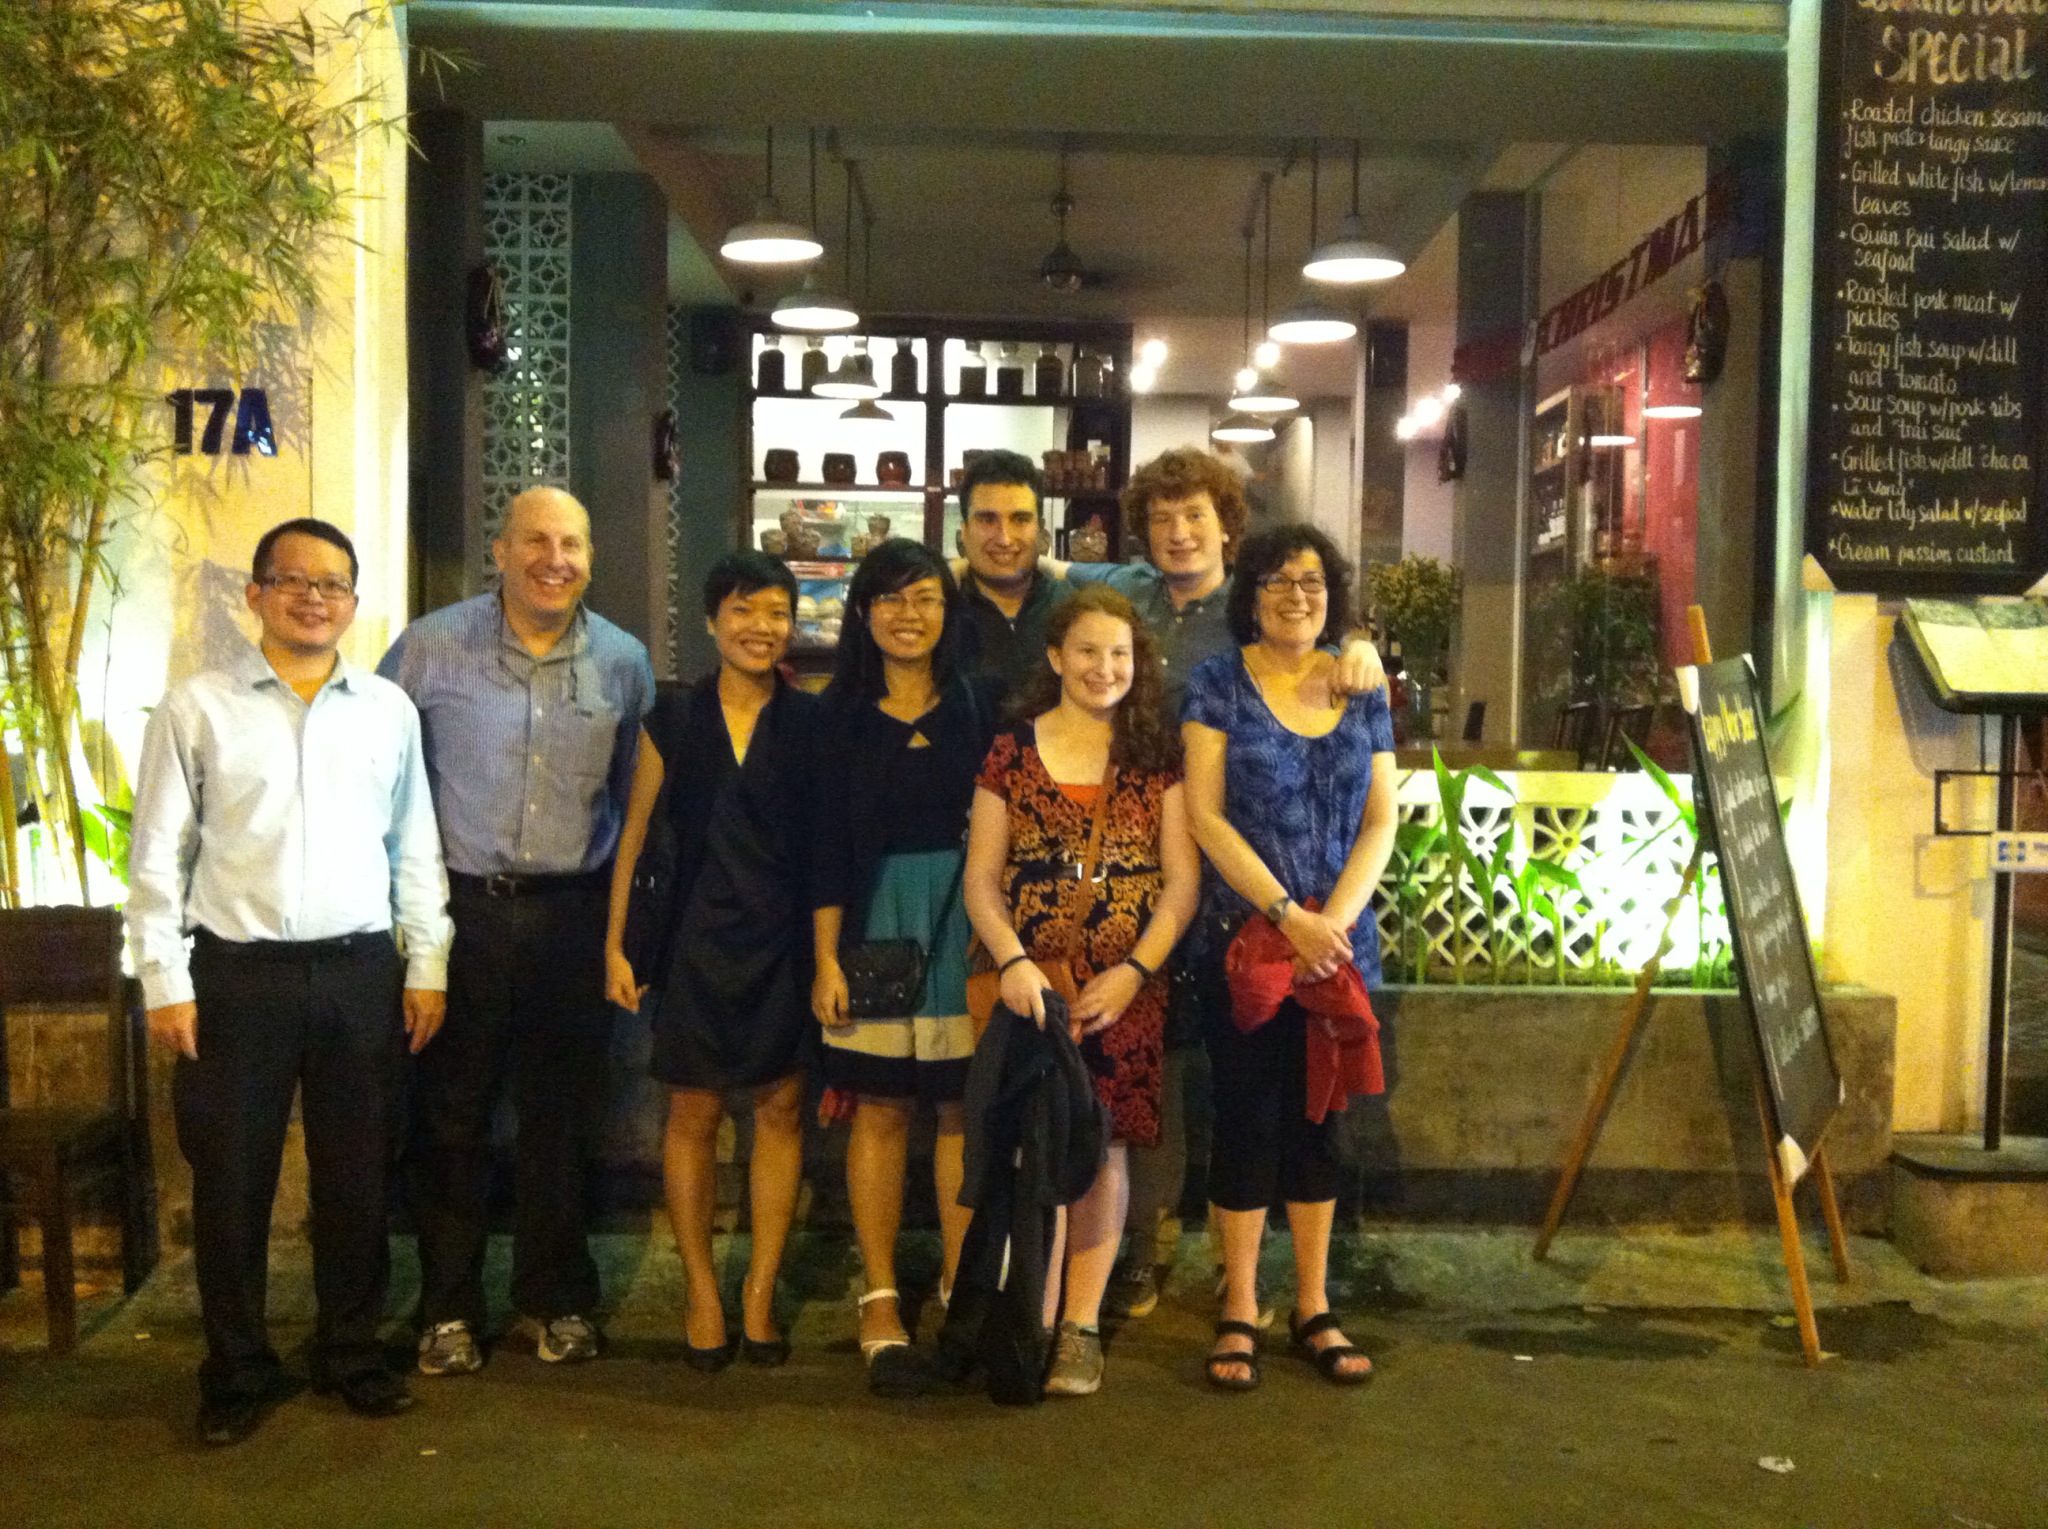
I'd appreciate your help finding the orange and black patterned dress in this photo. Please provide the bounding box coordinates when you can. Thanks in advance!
[970,725,1178,1146]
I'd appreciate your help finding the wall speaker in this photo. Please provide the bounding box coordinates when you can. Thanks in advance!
[689,309,741,376]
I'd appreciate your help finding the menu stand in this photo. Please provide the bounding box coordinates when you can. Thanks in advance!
[1535,607,1849,1368]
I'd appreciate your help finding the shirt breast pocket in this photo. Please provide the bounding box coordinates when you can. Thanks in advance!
[561,698,623,788]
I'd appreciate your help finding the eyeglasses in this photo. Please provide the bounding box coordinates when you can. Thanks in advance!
[1257,574,1327,596]
[871,592,946,615]
[261,573,356,602]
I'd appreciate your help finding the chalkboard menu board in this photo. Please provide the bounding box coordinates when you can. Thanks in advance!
[1807,0,2048,594]
[1679,659,1842,1181]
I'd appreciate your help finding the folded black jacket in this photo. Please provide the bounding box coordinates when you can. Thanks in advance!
[937,995,1109,1405]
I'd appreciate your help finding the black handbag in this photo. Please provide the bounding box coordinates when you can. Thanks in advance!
[840,937,930,1019]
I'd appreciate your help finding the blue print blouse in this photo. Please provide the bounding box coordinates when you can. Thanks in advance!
[1181,649,1397,982]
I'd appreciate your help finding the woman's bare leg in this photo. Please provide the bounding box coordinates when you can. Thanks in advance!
[1210,1205,1267,1383]
[741,1073,804,1344]
[932,1100,971,1297]
[662,1088,727,1351]
[848,1095,913,1347]
[1284,1197,1370,1378]
[1059,1143,1128,1330]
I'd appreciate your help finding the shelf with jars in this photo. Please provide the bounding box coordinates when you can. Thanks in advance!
[742,316,1133,661]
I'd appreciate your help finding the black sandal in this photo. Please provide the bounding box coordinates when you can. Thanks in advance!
[1289,1310,1373,1386]
[1204,1319,1262,1392]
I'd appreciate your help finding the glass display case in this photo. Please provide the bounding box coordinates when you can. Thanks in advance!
[742,318,1132,666]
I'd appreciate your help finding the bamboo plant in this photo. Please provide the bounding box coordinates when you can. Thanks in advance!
[0,0,421,904]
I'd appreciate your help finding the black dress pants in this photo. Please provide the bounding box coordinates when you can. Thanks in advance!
[412,876,610,1329]
[176,931,404,1403]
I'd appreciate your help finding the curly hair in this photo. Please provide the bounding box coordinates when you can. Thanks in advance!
[1119,447,1250,565]
[1006,584,1182,773]
[1226,523,1355,647]
[828,538,967,700]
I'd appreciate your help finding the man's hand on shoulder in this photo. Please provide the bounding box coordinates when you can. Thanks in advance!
[403,988,447,1053]
[148,1001,199,1060]
[1333,635,1388,699]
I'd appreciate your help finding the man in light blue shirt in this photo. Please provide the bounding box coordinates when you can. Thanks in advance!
[128,517,451,1446]
[379,486,654,1375]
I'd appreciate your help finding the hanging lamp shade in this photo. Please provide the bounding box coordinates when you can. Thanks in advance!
[772,273,858,332]
[1229,372,1300,415]
[1267,298,1358,345]
[813,346,883,399]
[1303,213,1404,284]
[721,196,824,265]
[1212,410,1276,443]
[838,398,895,423]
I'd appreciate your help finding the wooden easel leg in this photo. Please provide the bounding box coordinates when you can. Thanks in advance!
[1756,1082,1822,1366]
[1810,1142,1852,1283]
[1534,845,1704,1261]
[1534,990,1651,1260]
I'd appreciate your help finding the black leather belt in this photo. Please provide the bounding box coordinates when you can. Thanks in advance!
[449,869,607,899]
[193,928,391,960]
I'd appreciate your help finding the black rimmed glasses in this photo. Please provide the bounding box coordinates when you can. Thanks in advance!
[1257,574,1327,597]
[261,573,356,602]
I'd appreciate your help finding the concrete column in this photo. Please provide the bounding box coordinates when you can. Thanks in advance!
[571,172,670,664]
[1360,320,1408,571]
[1452,192,1536,744]
[404,108,484,616]
[669,307,748,681]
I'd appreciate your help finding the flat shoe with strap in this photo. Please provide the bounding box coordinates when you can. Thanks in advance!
[1204,1319,1262,1393]
[1289,1310,1373,1386]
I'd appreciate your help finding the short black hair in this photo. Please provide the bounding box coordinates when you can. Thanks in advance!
[252,518,358,587]
[1227,523,1354,647]
[957,448,1043,522]
[828,537,966,700]
[703,549,798,617]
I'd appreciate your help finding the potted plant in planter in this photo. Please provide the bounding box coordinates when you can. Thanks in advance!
[1365,554,1462,742]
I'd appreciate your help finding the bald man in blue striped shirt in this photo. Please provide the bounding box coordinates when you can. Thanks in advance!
[379,487,654,1375]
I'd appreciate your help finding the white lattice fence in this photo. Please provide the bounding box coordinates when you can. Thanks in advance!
[480,173,572,561]
[1372,769,1730,985]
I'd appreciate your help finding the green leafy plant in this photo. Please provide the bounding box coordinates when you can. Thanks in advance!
[0,0,433,904]
[1564,565,1662,705]
[1366,555,1462,680]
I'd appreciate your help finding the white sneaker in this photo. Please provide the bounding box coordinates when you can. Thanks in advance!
[515,1313,601,1364]
[416,1320,484,1376]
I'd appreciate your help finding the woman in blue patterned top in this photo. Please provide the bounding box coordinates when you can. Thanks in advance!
[1181,524,1397,1393]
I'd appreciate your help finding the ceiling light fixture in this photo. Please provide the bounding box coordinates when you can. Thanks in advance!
[1212,410,1276,444]
[1139,338,1168,367]
[1589,433,1637,447]
[839,398,895,424]
[721,125,825,266]
[1302,139,1405,284]
[814,344,883,399]
[1643,403,1703,420]
[1253,339,1281,370]
[1231,179,1301,414]
[772,132,857,331]
[1269,144,1358,345]
[1130,366,1159,393]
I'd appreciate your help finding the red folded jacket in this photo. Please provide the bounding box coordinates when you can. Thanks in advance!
[1224,903,1385,1123]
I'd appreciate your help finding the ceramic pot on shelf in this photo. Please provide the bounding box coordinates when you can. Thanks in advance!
[889,341,919,396]
[822,452,857,486]
[876,451,912,486]
[762,449,800,484]
[756,343,786,393]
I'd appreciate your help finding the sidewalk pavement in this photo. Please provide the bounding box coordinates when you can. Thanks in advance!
[4,1225,2044,1528]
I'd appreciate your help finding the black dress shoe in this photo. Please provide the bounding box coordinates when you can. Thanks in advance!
[679,1339,735,1374]
[197,1394,267,1448]
[313,1366,416,1417]
[740,1334,791,1368]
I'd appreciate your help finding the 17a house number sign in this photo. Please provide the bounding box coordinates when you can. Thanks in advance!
[165,387,276,456]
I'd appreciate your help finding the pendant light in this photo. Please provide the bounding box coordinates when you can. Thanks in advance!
[773,131,858,332]
[1230,179,1300,415]
[1212,411,1277,444]
[1302,139,1405,284]
[721,126,825,266]
[1269,143,1359,346]
[837,183,895,424]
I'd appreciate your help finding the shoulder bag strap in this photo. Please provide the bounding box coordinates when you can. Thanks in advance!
[1053,764,1117,963]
